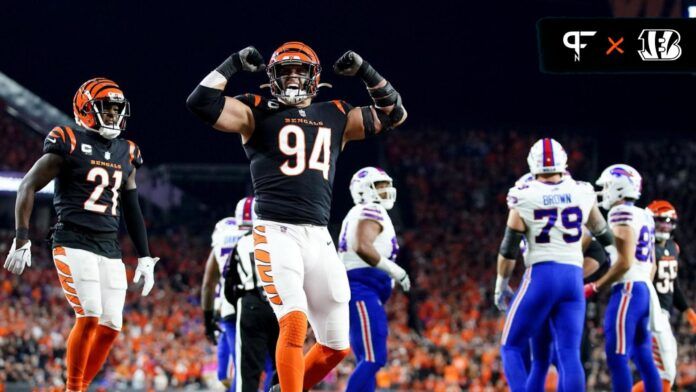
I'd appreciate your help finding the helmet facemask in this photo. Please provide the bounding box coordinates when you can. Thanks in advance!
[81,91,130,139]
[371,181,397,210]
[654,217,676,241]
[268,61,320,106]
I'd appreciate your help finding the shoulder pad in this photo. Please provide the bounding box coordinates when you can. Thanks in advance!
[43,126,77,156]
[328,100,353,116]
[608,205,634,225]
[506,185,528,209]
[359,204,386,223]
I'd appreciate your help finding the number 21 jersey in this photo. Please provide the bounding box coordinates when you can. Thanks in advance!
[238,94,352,226]
[43,125,143,233]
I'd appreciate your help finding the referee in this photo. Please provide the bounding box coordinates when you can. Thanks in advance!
[224,196,279,392]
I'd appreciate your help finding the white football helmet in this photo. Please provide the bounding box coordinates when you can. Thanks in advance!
[595,164,642,210]
[235,196,256,228]
[349,167,397,210]
[527,138,568,175]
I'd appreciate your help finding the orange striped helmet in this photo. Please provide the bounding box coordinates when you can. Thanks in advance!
[267,42,321,105]
[647,200,677,241]
[73,77,130,138]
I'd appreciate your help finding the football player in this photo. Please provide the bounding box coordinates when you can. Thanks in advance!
[338,167,410,392]
[495,138,613,392]
[632,200,696,392]
[584,165,662,392]
[201,198,253,391]
[3,78,159,392]
[186,42,406,392]
[223,196,279,392]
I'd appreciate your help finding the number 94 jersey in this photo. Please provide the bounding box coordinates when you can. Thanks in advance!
[238,94,353,226]
[43,126,143,233]
[608,203,655,284]
[507,178,596,268]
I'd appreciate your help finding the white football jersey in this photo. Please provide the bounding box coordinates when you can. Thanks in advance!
[210,217,247,317]
[608,203,655,284]
[338,203,399,271]
[507,178,596,268]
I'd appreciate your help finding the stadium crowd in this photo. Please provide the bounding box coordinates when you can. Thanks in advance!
[1,112,695,391]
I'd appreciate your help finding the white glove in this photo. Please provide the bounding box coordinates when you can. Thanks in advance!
[604,245,618,265]
[494,275,514,311]
[134,256,159,296]
[4,239,32,275]
[376,257,410,292]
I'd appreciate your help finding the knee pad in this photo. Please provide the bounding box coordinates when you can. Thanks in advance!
[279,311,308,348]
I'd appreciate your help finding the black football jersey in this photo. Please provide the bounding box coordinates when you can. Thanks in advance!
[238,94,352,226]
[43,126,143,234]
[653,239,681,311]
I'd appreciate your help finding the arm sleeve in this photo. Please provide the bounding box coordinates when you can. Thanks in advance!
[673,275,689,312]
[584,239,607,268]
[122,188,150,257]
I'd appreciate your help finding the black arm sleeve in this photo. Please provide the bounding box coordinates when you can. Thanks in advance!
[499,227,524,259]
[122,188,150,257]
[673,277,689,312]
[186,85,226,125]
[592,225,615,247]
[223,250,242,305]
[585,239,607,267]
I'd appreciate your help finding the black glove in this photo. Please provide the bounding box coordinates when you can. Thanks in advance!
[203,310,221,345]
[216,46,266,79]
[238,46,266,72]
[333,51,364,76]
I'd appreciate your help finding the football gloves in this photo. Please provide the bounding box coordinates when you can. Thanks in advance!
[494,275,514,311]
[134,256,159,296]
[4,239,32,275]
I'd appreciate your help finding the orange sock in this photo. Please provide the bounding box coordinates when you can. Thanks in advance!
[66,317,99,391]
[632,380,672,392]
[276,311,308,392]
[303,343,350,389]
[82,325,120,390]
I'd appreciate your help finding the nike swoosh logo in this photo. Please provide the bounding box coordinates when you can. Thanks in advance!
[326,241,332,246]
[47,138,57,143]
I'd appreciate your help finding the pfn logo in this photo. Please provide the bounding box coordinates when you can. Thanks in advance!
[638,29,682,61]
[563,31,597,61]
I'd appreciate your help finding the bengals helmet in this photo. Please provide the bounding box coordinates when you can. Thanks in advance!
[266,42,322,105]
[73,78,130,139]
[647,200,678,241]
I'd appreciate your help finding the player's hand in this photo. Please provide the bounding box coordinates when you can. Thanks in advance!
[239,46,266,72]
[333,51,364,76]
[686,308,696,333]
[494,277,514,311]
[203,310,221,345]
[584,282,598,299]
[390,263,410,292]
[4,238,32,275]
[134,256,159,296]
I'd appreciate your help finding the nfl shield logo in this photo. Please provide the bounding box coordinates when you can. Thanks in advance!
[298,109,306,117]
[104,151,111,160]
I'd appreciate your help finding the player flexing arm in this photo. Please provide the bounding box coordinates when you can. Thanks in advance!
[185,47,406,143]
